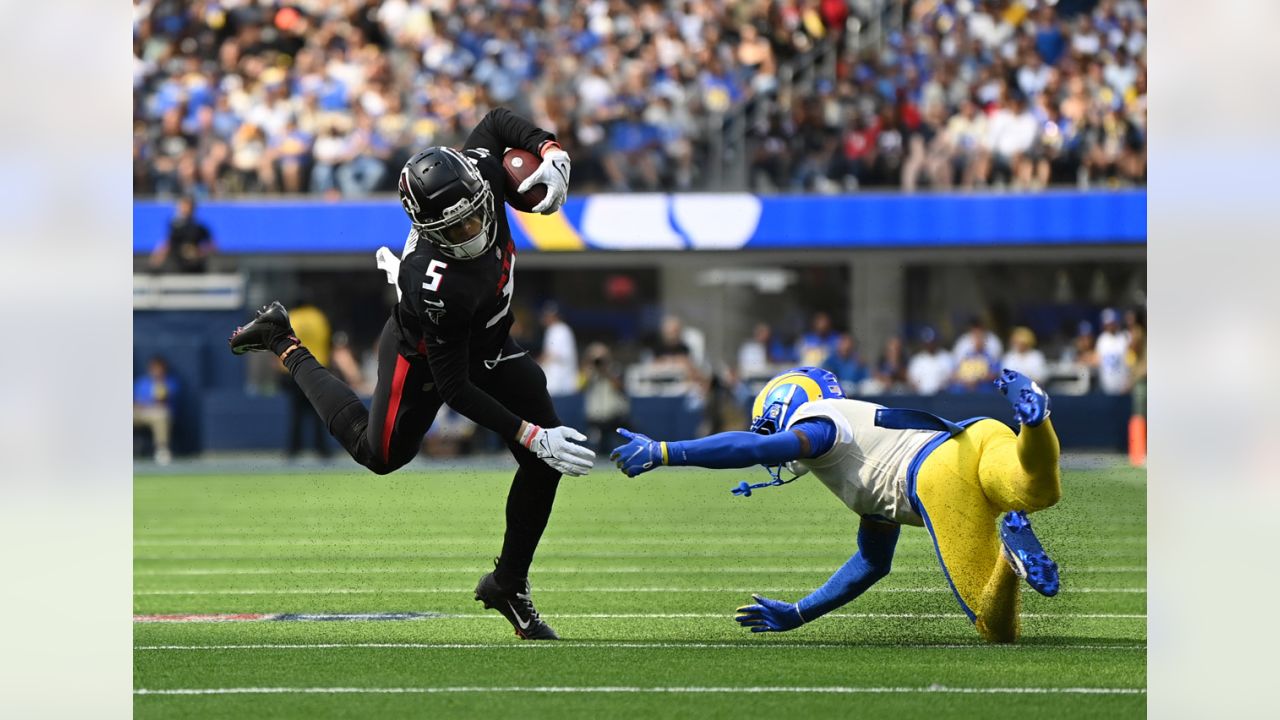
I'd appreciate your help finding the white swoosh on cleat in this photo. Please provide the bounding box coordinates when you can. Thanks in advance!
[508,601,531,630]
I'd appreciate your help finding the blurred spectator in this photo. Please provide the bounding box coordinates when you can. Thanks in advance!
[310,120,349,197]
[647,314,706,386]
[148,107,194,197]
[937,98,989,189]
[581,342,630,454]
[737,322,774,378]
[867,335,910,394]
[830,114,878,190]
[907,327,953,396]
[1058,319,1100,392]
[737,23,778,96]
[1032,98,1083,188]
[826,332,868,395]
[266,117,314,194]
[330,331,371,396]
[134,355,177,465]
[950,327,999,393]
[1060,320,1098,366]
[1095,307,1132,395]
[539,302,579,397]
[1001,326,1048,385]
[149,195,215,273]
[953,316,1004,363]
[336,110,392,196]
[901,99,946,192]
[974,92,1040,189]
[227,124,270,194]
[284,299,332,460]
[1081,105,1145,187]
[797,311,840,367]
[651,314,692,364]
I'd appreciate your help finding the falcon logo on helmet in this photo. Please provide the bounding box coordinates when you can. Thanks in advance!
[397,166,421,217]
[397,146,496,260]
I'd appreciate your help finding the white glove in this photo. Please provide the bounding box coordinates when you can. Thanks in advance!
[375,246,402,301]
[517,148,571,215]
[518,423,595,476]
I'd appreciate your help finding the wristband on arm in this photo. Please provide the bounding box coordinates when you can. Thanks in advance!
[517,421,541,449]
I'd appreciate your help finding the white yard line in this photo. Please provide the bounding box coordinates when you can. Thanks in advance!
[134,685,1146,696]
[133,565,1147,577]
[132,611,1146,620]
[132,536,1147,547]
[134,551,1147,562]
[133,586,1147,596]
[134,641,1147,651]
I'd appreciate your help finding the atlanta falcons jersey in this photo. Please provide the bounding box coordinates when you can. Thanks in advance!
[389,109,557,439]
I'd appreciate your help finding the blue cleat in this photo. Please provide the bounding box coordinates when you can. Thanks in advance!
[994,369,1051,427]
[1000,511,1060,597]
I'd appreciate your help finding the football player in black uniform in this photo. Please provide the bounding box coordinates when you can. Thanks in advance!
[228,108,592,640]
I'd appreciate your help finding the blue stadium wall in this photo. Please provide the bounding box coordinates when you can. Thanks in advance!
[134,192,1145,454]
[135,190,1146,254]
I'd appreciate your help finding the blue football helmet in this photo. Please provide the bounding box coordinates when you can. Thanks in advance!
[734,367,845,498]
[749,366,846,435]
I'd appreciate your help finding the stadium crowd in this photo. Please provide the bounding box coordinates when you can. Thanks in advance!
[750,0,1147,191]
[724,306,1145,399]
[133,0,1144,197]
[133,0,843,197]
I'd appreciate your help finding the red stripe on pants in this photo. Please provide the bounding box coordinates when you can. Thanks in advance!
[381,354,411,463]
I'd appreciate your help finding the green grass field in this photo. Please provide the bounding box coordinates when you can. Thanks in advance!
[134,460,1146,718]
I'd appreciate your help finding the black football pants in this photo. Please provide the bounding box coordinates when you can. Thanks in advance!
[282,317,562,586]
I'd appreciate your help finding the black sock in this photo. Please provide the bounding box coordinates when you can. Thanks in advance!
[270,333,300,356]
[495,466,561,588]
[282,347,373,462]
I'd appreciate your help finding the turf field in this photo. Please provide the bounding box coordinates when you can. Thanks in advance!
[134,459,1146,718]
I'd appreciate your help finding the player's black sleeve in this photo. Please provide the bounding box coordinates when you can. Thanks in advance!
[397,252,528,440]
[424,327,525,440]
[464,107,557,158]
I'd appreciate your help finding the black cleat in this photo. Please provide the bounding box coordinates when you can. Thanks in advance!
[229,301,297,356]
[474,570,560,640]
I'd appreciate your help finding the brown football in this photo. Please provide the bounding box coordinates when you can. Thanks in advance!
[502,148,546,213]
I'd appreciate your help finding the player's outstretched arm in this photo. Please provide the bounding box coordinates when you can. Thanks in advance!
[735,517,900,633]
[608,427,814,478]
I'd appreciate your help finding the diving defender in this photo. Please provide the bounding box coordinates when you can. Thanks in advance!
[611,367,1061,643]
[229,108,592,640]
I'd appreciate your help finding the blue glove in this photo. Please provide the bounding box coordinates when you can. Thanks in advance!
[994,369,1051,427]
[609,428,664,477]
[734,594,805,633]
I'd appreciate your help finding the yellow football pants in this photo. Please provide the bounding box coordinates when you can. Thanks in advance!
[914,418,1061,643]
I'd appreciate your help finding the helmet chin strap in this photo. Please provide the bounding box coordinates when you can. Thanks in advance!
[731,463,801,498]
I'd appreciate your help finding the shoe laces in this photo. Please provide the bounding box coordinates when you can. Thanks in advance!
[507,584,541,622]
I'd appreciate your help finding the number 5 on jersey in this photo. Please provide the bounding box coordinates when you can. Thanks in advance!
[422,259,447,292]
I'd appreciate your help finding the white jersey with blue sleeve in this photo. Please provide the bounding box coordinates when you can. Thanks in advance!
[786,398,937,526]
